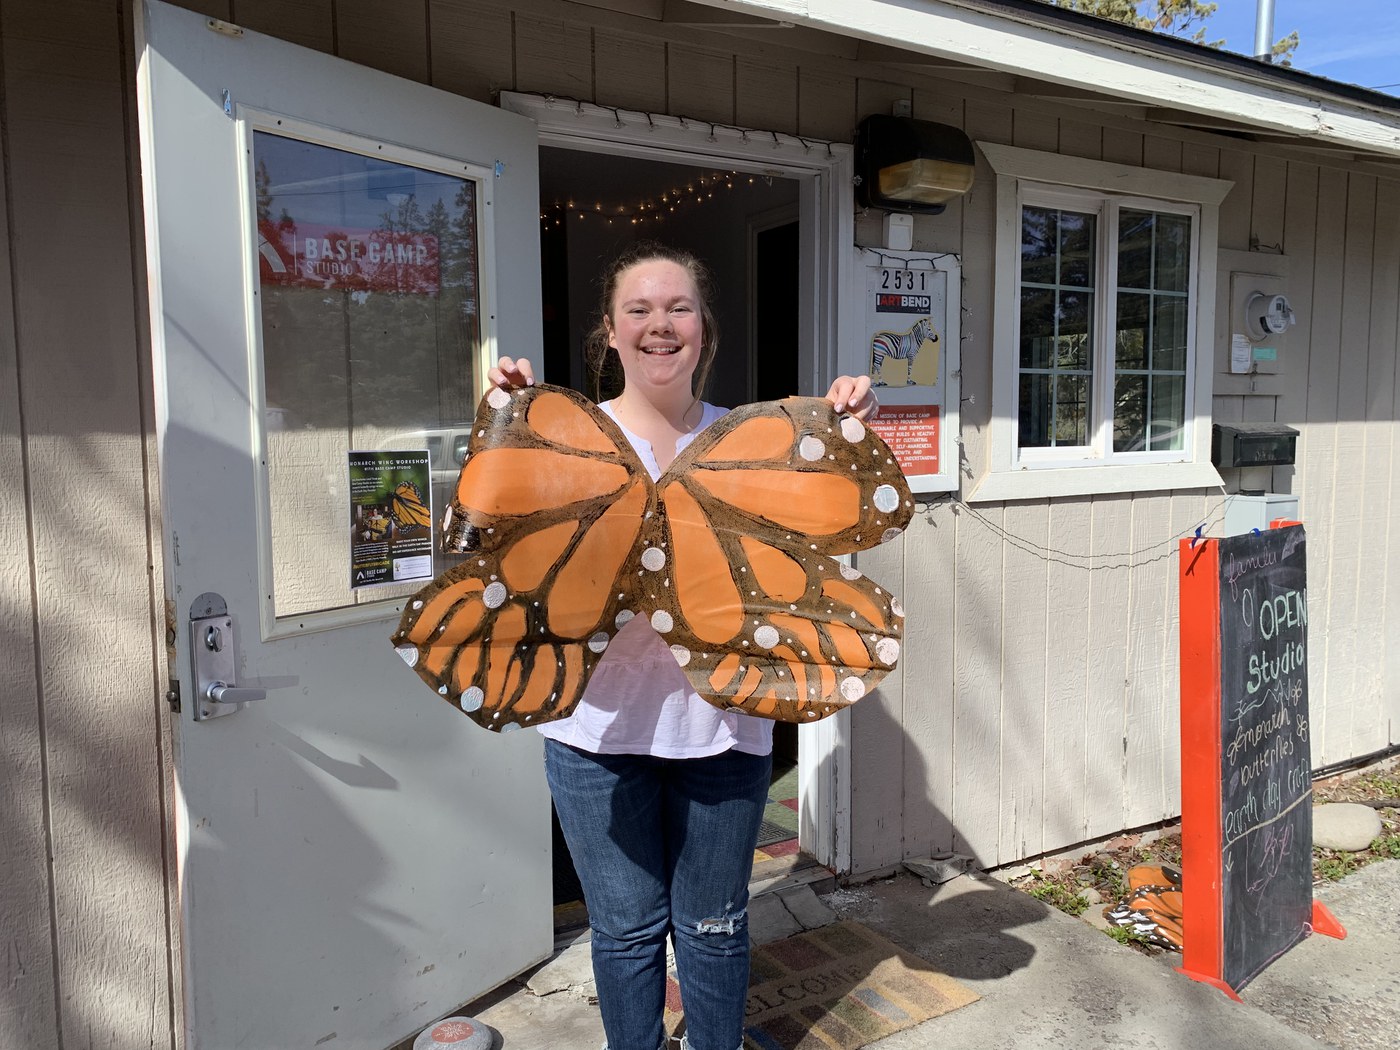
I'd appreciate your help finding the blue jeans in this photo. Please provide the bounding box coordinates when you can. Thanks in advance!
[544,740,772,1050]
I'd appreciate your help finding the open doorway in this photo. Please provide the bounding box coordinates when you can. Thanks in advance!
[536,144,809,925]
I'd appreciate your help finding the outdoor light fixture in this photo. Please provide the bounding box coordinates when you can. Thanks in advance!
[855,114,975,214]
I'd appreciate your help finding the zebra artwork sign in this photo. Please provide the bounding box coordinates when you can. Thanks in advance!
[856,250,961,493]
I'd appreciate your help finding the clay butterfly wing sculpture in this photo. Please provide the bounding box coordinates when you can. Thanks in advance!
[391,383,913,731]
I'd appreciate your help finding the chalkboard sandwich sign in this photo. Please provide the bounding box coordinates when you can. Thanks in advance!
[1177,522,1345,999]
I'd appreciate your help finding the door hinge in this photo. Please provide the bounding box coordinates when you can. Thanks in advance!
[166,679,182,714]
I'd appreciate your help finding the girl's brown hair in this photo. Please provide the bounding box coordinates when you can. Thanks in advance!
[583,241,720,402]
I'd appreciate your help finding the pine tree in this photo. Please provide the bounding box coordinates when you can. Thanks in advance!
[1047,1,1298,64]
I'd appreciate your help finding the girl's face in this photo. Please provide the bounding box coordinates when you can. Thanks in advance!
[605,259,705,400]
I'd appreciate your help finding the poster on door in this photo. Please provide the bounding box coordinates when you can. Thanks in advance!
[856,251,959,493]
[348,450,434,589]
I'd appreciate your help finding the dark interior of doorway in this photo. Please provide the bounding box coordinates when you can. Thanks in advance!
[536,145,805,926]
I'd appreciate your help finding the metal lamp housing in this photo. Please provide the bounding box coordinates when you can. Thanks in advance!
[856,114,975,214]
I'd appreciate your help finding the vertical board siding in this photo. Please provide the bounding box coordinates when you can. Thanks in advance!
[1304,167,1348,762]
[0,11,56,1044]
[1371,183,1400,736]
[735,57,798,135]
[336,0,429,83]
[666,44,734,124]
[3,1,174,1047]
[235,0,334,52]
[514,11,591,100]
[850,537,909,868]
[902,502,958,856]
[1331,176,1378,757]
[999,501,1049,861]
[1041,498,1092,847]
[1123,493,1177,827]
[594,27,668,114]
[1085,495,1133,839]
[429,0,515,101]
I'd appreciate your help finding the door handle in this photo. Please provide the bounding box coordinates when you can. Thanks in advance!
[188,592,266,721]
[206,682,268,705]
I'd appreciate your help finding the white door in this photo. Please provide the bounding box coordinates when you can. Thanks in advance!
[135,3,550,1047]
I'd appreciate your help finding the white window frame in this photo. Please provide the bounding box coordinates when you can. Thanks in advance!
[972,142,1231,501]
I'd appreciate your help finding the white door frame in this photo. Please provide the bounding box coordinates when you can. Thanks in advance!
[500,92,855,873]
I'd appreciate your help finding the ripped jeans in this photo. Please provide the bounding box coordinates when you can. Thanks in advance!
[544,740,772,1050]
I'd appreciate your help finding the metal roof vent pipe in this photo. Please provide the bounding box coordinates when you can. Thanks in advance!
[1254,0,1276,63]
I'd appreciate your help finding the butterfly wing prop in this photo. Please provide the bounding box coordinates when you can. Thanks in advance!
[391,385,913,731]
[655,398,912,722]
[392,385,656,730]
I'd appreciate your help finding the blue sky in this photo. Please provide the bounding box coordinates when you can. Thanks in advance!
[1194,1,1400,96]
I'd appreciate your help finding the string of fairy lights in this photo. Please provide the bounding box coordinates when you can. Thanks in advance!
[540,170,769,228]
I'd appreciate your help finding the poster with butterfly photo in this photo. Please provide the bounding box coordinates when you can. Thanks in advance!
[348,450,434,590]
[852,248,961,494]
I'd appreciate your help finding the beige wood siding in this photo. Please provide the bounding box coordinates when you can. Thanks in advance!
[1,1,177,1047]
[4,4,1399,1045]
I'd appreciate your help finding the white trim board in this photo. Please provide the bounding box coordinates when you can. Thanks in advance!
[699,0,1400,160]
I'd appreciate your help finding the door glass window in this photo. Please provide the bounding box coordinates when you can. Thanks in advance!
[252,131,480,618]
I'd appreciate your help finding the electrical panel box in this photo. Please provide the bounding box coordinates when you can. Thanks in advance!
[1212,422,1298,468]
[1222,493,1300,536]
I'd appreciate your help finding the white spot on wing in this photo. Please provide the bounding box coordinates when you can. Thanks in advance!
[799,436,825,461]
[395,645,419,667]
[483,581,508,608]
[754,625,780,649]
[670,645,691,666]
[461,686,484,712]
[641,547,666,571]
[588,631,610,653]
[840,676,866,701]
[873,485,900,513]
[839,564,862,581]
[841,417,866,442]
[876,638,900,665]
[651,610,674,633]
[486,387,511,410]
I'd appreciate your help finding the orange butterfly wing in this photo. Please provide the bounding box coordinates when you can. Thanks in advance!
[391,386,913,731]
[391,385,656,730]
[654,398,912,721]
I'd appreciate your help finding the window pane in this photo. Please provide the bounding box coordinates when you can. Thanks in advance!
[1020,288,1055,368]
[1118,209,1155,290]
[1153,297,1188,371]
[1116,291,1149,369]
[1059,211,1096,287]
[1057,290,1093,369]
[254,131,481,618]
[1154,213,1192,292]
[1020,372,1052,447]
[1021,206,1058,285]
[1055,375,1089,445]
[1113,374,1148,452]
[1150,375,1186,449]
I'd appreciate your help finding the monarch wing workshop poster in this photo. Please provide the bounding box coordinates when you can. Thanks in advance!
[348,450,434,589]
[857,250,960,494]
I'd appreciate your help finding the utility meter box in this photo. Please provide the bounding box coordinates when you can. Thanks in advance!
[1212,422,1298,468]
[1223,493,1300,536]
[1228,269,1290,375]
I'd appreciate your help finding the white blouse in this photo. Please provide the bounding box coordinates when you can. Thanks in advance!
[536,400,775,758]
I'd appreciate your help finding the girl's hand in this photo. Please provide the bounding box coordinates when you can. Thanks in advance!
[487,356,536,389]
[825,375,879,421]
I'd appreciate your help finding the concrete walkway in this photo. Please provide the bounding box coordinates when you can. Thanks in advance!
[466,858,1399,1050]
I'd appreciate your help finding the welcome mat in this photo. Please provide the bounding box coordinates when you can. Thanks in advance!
[665,920,978,1050]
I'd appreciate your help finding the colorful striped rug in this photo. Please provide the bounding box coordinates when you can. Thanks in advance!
[665,920,978,1050]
